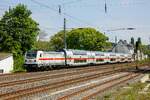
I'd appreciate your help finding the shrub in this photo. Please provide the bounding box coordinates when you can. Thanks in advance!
[13,55,26,72]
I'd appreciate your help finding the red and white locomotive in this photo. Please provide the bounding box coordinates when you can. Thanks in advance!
[24,49,133,70]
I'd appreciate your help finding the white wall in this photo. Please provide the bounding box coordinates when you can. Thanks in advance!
[0,56,13,73]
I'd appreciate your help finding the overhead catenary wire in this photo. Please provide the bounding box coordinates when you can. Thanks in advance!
[0,22,92,31]
[62,0,84,5]
[30,0,58,12]
[30,0,102,30]
[0,0,145,33]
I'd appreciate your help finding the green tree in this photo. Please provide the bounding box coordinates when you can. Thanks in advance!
[137,37,142,44]
[49,30,68,50]
[135,37,142,52]
[0,4,39,56]
[130,37,134,46]
[140,44,150,58]
[35,41,51,51]
[49,28,111,51]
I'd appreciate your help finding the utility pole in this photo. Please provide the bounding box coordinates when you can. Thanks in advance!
[58,4,67,66]
[64,18,67,49]
[64,18,67,66]
[58,5,67,49]
[104,0,107,14]
[59,4,67,49]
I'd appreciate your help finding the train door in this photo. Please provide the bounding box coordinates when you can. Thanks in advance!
[37,51,43,67]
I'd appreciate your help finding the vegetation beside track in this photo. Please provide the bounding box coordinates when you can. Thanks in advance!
[101,82,150,100]
[137,58,150,66]
[13,55,26,73]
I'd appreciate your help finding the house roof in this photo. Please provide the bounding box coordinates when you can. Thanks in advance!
[0,53,12,61]
[112,44,130,53]
[112,40,134,54]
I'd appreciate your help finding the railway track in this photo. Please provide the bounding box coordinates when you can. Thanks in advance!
[82,74,139,100]
[0,67,123,88]
[0,68,127,99]
[0,63,147,100]
[57,73,140,100]
[0,62,143,85]
[0,63,134,85]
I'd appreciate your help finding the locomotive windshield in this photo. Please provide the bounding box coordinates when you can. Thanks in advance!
[26,52,37,59]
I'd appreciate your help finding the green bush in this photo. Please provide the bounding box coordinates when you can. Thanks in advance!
[13,55,26,72]
[138,58,150,65]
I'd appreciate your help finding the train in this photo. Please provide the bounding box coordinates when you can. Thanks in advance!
[24,49,134,71]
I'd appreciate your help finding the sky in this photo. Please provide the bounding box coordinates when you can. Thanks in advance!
[0,0,150,44]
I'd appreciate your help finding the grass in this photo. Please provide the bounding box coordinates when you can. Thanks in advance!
[138,58,150,66]
[97,82,150,100]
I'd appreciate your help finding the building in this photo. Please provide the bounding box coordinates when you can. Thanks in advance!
[112,40,148,60]
[0,53,13,73]
[112,40,134,54]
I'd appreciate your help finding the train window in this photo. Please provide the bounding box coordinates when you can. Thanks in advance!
[121,58,125,61]
[95,54,104,56]
[72,51,87,55]
[74,59,86,63]
[110,54,115,56]
[110,58,116,61]
[0,69,3,73]
[40,54,42,57]
[26,52,37,59]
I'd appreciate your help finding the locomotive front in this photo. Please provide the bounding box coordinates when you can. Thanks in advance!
[24,51,41,70]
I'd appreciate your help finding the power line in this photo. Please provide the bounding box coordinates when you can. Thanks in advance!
[40,26,75,31]
[106,28,136,32]
[62,0,84,5]
[30,0,58,12]
[30,0,101,30]
[64,12,95,26]
[0,21,95,31]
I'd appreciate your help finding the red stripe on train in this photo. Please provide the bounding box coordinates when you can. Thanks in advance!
[39,58,65,60]
[39,58,111,60]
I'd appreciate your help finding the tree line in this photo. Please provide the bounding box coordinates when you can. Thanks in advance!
[130,37,150,57]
